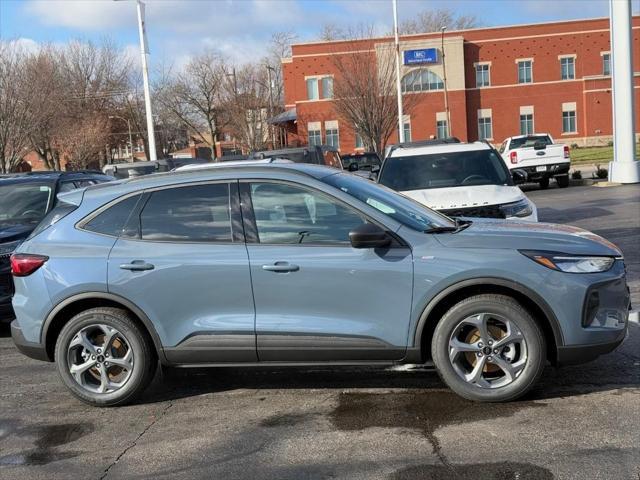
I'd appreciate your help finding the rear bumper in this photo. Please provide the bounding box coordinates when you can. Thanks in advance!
[10,320,50,362]
[518,163,570,181]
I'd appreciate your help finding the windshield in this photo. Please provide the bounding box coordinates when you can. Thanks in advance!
[378,149,512,191]
[0,183,54,226]
[322,173,456,231]
[509,135,552,150]
[342,154,381,171]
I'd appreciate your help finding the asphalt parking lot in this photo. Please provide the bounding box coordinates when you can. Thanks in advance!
[1,183,639,480]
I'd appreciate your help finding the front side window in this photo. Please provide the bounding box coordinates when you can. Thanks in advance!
[139,184,232,242]
[321,77,333,99]
[0,182,54,227]
[378,149,511,191]
[519,114,534,135]
[560,57,575,80]
[478,117,492,140]
[83,194,141,237]
[518,60,532,83]
[249,182,365,245]
[602,53,611,76]
[306,78,319,100]
[476,64,490,87]
[562,110,577,133]
[325,127,339,148]
[436,120,448,139]
[308,129,322,146]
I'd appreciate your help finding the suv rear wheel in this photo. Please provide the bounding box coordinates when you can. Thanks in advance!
[55,307,156,407]
[431,294,546,402]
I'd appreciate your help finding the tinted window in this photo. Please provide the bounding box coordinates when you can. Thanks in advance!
[378,150,512,191]
[83,194,141,237]
[58,182,77,193]
[508,135,553,150]
[250,182,365,245]
[140,184,232,242]
[0,182,54,226]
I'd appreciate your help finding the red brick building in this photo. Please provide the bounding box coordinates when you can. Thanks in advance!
[279,16,640,153]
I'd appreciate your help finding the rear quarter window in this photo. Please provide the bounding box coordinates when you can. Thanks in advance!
[82,194,142,237]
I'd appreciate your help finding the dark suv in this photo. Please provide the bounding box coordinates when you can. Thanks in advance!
[0,171,114,321]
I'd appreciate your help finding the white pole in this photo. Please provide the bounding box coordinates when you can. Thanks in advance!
[608,0,639,183]
[136,0,157,161]
[392,0,405,143]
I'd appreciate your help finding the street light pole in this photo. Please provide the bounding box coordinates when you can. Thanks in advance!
[135,0,157,161]
[441,26,452,137]
[266,65,276,148]
[392,0,405,144]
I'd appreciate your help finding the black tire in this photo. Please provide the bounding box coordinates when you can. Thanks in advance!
[538,177,550,190]
[556,174,569,188]
[55,307,157,407]
[431,294,546,402]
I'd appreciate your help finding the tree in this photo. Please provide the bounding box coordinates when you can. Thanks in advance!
[156,51,227,160]
[330,44,418,154]
[0,42,32,173]
[399,8,480,34]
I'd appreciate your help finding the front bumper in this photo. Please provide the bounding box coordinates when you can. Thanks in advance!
[10,320,49,362]
[518,162,570,182]
[556,336,626,365]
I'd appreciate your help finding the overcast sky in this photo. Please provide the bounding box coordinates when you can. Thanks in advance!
[1,0,637,68]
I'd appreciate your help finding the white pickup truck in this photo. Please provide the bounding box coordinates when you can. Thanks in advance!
[499,134,571,189]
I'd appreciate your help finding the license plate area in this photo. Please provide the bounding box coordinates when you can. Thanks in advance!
[536,166,547,172]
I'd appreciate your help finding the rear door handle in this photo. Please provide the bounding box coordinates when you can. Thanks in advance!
[262,262,300,273]
[119,260,155,271]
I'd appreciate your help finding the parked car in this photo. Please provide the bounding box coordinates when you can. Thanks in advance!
[10,163,629,406]
[251,145,344,170]
[341,152,381,178]
[499,134,570,189]
[0,171,114,322]
[103,158,211,179]
[376,139,538,221]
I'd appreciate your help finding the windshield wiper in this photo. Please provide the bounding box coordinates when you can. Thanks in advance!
[424,219,472,234]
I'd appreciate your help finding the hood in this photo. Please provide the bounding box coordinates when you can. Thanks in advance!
[435,220,622,257]
[401,185,524,210]
[0,223,34,244]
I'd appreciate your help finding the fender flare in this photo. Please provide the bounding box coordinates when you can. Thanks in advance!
[41,291,167,364]
[412,277,565,350]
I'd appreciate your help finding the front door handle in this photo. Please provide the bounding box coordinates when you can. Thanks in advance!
[262,262,300,273]
[120,260,155,271]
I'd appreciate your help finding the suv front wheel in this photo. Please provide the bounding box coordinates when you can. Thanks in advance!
[431,294,546,402]
[55,307,157,407]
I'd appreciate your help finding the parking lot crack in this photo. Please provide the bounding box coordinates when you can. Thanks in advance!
[99,401,173,480]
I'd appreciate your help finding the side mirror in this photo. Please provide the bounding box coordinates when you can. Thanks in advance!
[349,223,391,249]
[512,169,527,185]
[348,162,359,172]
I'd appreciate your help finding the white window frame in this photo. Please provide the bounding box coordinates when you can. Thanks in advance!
[558,55,576,80]
[477,109,493,140]
[324,120,339,149]
[402,115,411,142]
[516,58,533,84]
[601,51,611,76]
[308,121,322,146]
[474,62,491,88]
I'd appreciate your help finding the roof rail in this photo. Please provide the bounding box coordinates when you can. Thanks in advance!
[385,137,461,157]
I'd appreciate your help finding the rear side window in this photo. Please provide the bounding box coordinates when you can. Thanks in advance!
[139,184,232,242]
[83,194,141,237]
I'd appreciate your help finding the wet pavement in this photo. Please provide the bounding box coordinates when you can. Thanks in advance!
[1,184,639,479]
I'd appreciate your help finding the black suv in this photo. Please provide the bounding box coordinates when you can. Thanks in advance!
[0,171,114,321]
[250,146,344,169]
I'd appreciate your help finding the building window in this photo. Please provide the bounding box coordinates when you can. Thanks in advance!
[562,110,576,134]
[355,132,364,149]
[402,117,412,142]
[308,128,322,146]
[401,69,444,93]
[560,57,575,80]
[306,78,319,100]
[321,77,333,99]
[517,60,532,84]
[436,120,448,139]
[475,64,490,87]
[602,53,611,76]
[478,116,492,140]
[325,125,339,148]
[520,114,534,135]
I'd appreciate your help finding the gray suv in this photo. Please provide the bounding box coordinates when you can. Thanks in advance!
[10,164,630,406]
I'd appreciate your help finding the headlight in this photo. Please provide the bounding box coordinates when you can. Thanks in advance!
[501,199,533,218]
[520,250,615,273]
[0,240,21,256]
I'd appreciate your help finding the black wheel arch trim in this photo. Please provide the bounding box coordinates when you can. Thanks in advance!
[41,291,168,364]
[412,276,565,351]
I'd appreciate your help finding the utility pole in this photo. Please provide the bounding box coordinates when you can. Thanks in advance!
[441,26,451,137]
[109,115,134,160]
[392,0,405,143]
[608,0,639,183]
[136,0,157,161]
[266,65,276,148]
